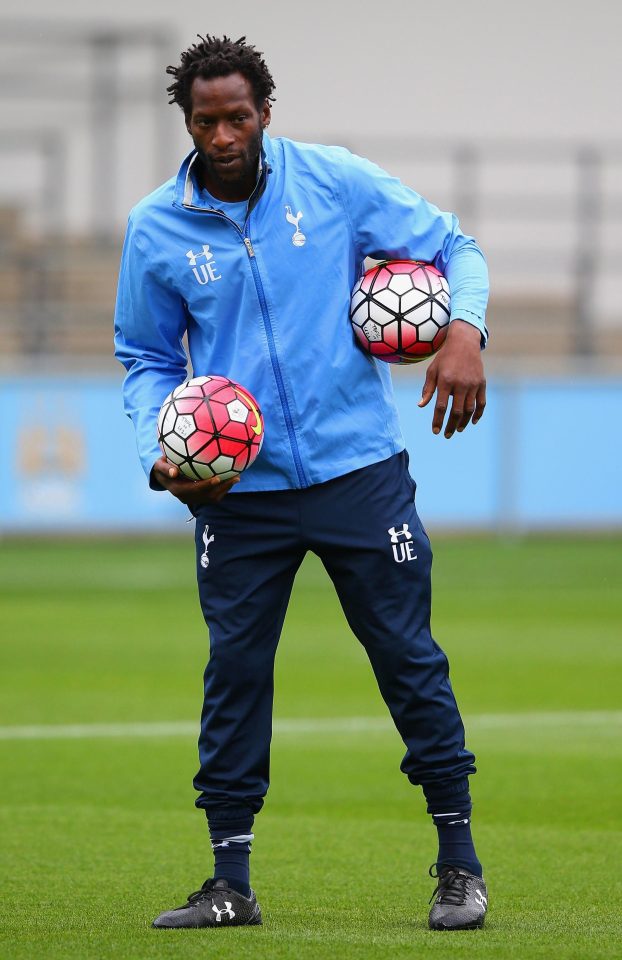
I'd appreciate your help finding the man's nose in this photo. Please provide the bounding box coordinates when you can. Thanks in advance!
[212,122,235,149]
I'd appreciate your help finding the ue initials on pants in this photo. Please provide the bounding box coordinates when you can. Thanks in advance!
[392,541,418,563]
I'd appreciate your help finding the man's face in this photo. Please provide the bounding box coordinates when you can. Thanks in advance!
[186,72,271,201]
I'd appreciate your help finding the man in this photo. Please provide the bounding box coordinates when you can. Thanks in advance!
[115,35,489,932]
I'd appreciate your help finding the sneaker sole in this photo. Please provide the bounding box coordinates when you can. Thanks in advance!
[429,918,485,931]
[153,918,262,929]
[152,907,262,929]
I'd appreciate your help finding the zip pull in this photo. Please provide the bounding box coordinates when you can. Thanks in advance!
[243,237,255,257]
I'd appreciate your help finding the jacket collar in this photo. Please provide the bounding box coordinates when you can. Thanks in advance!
[174,133,275,211]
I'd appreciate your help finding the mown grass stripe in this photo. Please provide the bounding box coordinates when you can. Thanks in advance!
[1,710,621,741]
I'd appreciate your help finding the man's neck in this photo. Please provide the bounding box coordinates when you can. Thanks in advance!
[197,160,260,203]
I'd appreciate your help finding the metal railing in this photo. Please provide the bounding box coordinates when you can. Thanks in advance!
[0,20,621,360]
[343,137,622,356]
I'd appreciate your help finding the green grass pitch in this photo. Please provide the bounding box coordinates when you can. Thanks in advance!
[1,535,621,959]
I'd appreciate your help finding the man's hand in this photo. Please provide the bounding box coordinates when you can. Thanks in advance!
[152,456,239,505]
[418,319,486,438]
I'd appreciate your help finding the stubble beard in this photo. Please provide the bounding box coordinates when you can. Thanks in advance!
[198,128,263,197]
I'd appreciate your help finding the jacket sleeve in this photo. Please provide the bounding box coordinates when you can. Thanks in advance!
[334,149,489,343]
[114,215,189,485]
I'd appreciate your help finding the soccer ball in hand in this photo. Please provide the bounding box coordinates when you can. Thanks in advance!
[157,376,264,481]
[350,260,450,363]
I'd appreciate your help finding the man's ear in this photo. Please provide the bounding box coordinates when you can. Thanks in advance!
[261,101,271,128]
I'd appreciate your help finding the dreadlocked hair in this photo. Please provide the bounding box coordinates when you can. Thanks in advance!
[166,35,276,115]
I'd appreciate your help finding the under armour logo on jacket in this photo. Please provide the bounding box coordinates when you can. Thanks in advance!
[186,244,222,285]
[186,244,214,265]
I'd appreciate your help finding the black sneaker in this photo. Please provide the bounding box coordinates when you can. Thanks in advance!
[152,877,262,928]
[428,865,488,930]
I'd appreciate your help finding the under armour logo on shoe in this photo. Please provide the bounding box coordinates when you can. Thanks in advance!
[475,890,487,908]
[212,901,236,922]
[388,523,413,543]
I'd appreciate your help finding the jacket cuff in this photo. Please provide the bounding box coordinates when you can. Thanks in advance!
[449,309,489,349]
[149,465,165,491]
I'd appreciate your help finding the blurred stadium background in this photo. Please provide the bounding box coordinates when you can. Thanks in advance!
[0,0,620,533]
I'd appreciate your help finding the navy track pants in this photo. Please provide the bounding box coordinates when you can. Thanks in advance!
[191,451,476,819]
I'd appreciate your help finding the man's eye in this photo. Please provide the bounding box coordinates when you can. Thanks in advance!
[234,115,248,123]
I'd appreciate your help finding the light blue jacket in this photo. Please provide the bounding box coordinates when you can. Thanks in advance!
[114,134,489,491]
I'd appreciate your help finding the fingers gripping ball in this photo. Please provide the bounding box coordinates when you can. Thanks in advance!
[350,260,450,363]
[157,376,264,481]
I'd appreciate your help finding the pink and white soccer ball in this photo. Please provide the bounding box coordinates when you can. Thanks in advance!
[350,260,451,363]
[157,376,264,481]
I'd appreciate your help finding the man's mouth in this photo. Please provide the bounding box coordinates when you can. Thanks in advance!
[212,155,241,167]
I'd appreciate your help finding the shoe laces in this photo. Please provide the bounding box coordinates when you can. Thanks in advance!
[428,865,470,906]
[186,878,220,905]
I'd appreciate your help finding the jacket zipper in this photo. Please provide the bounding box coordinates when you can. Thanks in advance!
[182,202,309,488]
[242,232,308,488]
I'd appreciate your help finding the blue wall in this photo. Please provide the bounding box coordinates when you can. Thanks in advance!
[395,378,621,529]
[1,376,620,532]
